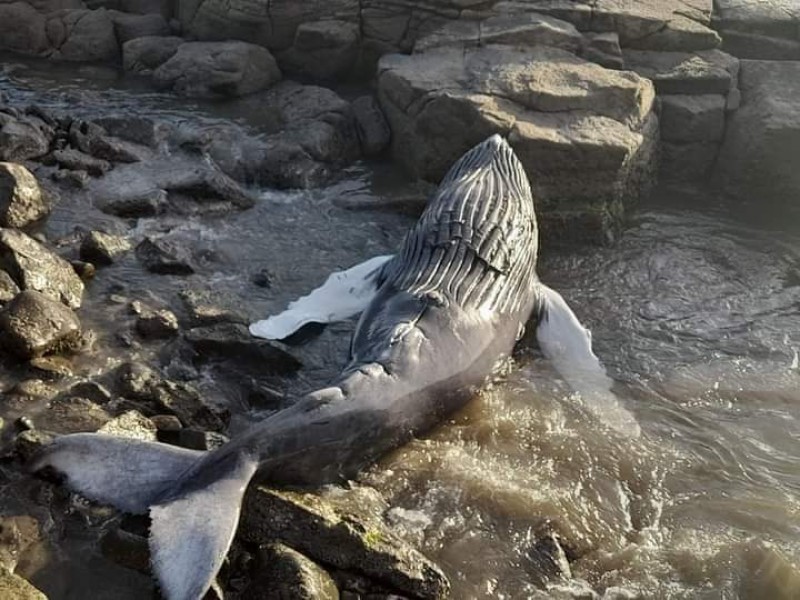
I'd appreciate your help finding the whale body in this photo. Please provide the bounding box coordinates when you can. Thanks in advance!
[33,135,635,599]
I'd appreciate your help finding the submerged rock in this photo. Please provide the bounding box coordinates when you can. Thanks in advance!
[241,487,450,599]
[131,300,179,339]
[49,148,111,176]
[0,228,85,309]
[153,41,282,98]
[135,237,195,275]
[0,162,50,228]
[0,290,82,359]
[245,543,339,600]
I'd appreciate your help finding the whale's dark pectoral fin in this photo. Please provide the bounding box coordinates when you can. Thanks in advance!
[150,453,258,600]
[31,433,203,514]
[250,254,394,340]
[536,284,640,437]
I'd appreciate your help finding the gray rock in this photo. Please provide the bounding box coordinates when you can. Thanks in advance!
[109,10,169,43]
[0,290,82,359]
[131,300,179,338]
[659,94,726,143]
[0,229,84,309]
[92,115,170,148]
[45,8,120,62]
[69,119,150,164]
[0,515,41,573]
[100,518,150,573]
[29,355,75,378]
[0,270,20,304]
[163,163,256,209]
[0,3,49,57]
[122,35,184,73]
[0,162,50,228]
[183,322,302,374]
[0,115,51,162]
[115,362,228,430]
[241,487,450,600]
[50,148,111,176]
[135,237,195,275]
[352,95,391,156]
[179,288,248,327]
[51,169,90,189]
[153,41,282,98]
[80,230,132,266]
[279,19,360,80]
[0,567,47,600]
[179,0,359,51]
[414,12,582,54]
[377,45,657,233]
[68,380,113,404]
[98,410,158,440]
[36,396,111,433]
[582,32,623,69]
[714,60,800,205]
[100,188,166,218]
[719,30,800,61]
[245,543,339,600]
[623,49,739,95]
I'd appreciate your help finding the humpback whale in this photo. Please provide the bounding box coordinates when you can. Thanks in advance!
[32,135,636,600]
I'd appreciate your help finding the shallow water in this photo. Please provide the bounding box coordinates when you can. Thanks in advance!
[2,58,800,599]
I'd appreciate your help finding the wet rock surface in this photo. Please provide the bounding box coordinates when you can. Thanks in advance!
[0,229,84,309]
[79,230,132,266]
[245,543,340,600]
[0,290,82,359]
[0,162,50,228]
[241,487,450,600]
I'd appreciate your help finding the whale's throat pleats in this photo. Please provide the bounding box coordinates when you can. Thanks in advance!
[381,135,539,315]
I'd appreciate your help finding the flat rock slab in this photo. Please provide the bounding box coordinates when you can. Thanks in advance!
[378,45,656,215]
[486,0,719,51]
[660,94,726,143]
[714,60,800,205]
[713,0,800,37]
[623,48,739,94]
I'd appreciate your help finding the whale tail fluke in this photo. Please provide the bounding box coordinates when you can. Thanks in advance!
[33,433,260,600]
[31,433,204,514]
[150,452,258,600]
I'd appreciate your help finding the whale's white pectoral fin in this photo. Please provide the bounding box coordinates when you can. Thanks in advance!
[249,254,394,340]
[537,283,640,438]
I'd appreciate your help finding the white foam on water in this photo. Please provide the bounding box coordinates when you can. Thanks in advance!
[249,254,394,340]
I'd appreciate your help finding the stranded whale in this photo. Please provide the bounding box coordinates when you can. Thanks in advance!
[33,135,636,600]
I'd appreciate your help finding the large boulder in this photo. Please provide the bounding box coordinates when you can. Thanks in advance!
[0,568,46,600]
[122,35,185,73]
[45,9,120,62]
[0,113,52,162]
[714,60,800,205]
[712,0,800,60]
[277,19,360,80]
[0,290,82,359]
[0,228,84,309]
[0,3,49,57]
[178,0,359,51]
[0,163,51,228]
[153,41,282,98]
[377,45,657,239]
[108,10,170,43]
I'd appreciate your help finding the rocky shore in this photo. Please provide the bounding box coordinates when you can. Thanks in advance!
[0,0,798,598]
